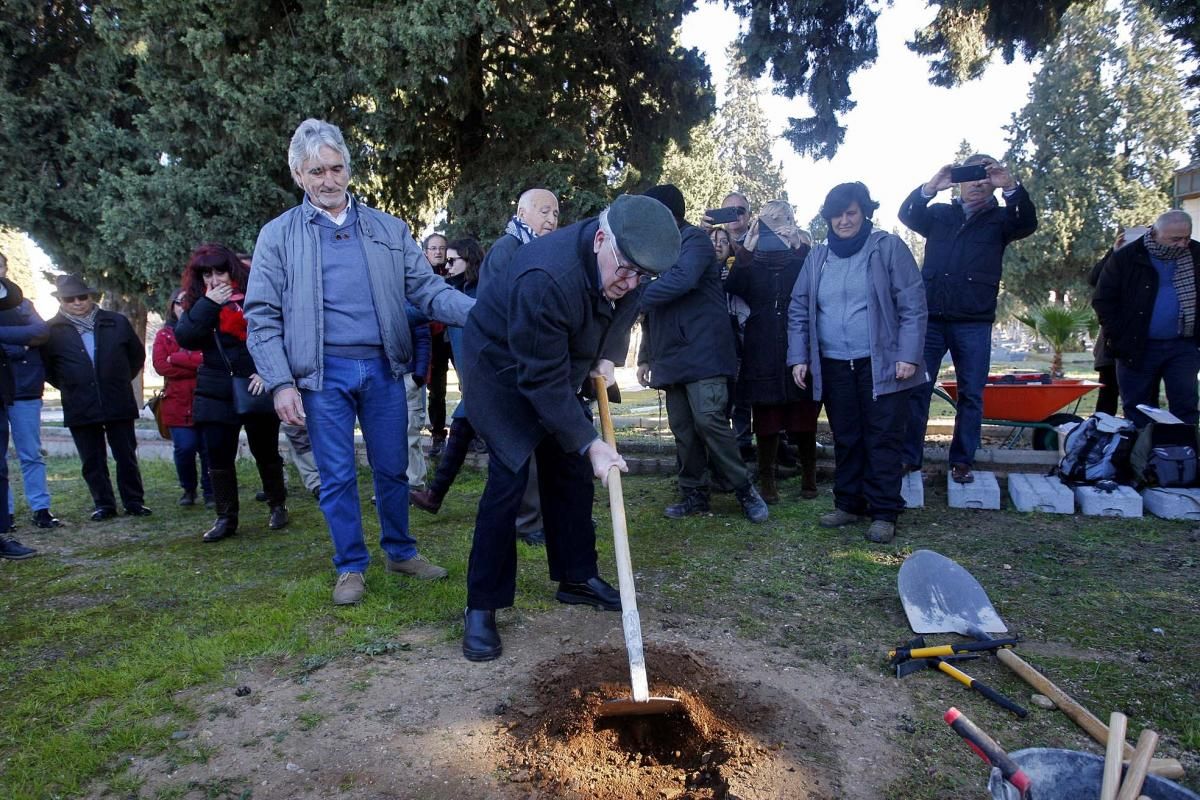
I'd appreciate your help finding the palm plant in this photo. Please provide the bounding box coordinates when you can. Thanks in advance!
[1016,304,1094,377]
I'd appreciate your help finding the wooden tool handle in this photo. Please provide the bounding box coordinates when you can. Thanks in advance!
[995,650,1183,779]
[1100,712,1128,800]
[593,376,648,702]
[1116,729,1159,800]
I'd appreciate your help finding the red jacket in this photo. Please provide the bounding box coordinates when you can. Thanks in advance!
[152,323,203,428]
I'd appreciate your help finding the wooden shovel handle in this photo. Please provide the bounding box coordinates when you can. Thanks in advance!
[995,650,1183,779]
[596,375,617,447]
[1100,712,1128,800]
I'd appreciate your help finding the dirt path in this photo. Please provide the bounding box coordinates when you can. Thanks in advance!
[108,606,910,799]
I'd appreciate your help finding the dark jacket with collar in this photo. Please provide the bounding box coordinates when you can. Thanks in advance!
[461,218,637,471]
[724,241,812,406]
[636,222,736,387]
[1092,237,1200,367]
[0,280,29,404]
[898,184,1037,322]
[175,296,262,424]
[0,296,49,402]
[43,306,144,426]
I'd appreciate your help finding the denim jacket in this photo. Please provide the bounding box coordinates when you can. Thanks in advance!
[245,197,474,393]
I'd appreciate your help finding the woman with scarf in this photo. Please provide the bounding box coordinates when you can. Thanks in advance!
[786,183,927,544]
[175,243,288,542]
[152,288,212,507]
[724,200,821,503]
[42,274,152,520]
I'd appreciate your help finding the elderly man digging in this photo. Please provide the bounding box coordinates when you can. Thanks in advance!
[458,194,680,662]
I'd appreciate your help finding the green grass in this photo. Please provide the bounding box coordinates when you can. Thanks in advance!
[1,454,1197,798]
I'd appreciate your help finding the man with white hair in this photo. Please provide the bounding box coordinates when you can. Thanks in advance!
[1093,210,1200,427]
[245,118,474,606]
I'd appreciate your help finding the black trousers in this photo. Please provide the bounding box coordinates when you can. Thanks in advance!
[821,357,910,522]
[69,420,144,511]
[427,331,453,439]
[200,415,283,473]
[467,436,599,609]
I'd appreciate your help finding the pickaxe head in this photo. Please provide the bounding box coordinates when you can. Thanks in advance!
[895,654,979,679]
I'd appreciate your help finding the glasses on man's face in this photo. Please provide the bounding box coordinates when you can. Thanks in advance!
[62,294,90,303]
[608,239,655,281]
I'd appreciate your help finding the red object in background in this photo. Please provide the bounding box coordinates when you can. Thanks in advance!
[939,377,1101,422]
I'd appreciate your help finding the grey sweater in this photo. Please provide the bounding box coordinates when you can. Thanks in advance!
[816,247,871,360]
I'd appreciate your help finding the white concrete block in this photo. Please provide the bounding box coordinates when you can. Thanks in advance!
[901,471,924,509]
[1008,474,1074,514]
[1141,488,1200,521]
[1073,485,1143,517]
[948,471,1001,510]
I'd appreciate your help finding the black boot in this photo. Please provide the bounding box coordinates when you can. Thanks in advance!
[796,430,818,499]
[259,460,289,530]
[414,417,473,514]
[462,608,502,662]
[756,433,780,504]
[664,488,711,519]
[203,469,240,542]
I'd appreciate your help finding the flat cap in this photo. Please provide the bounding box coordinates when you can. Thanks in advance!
[607,194,681,274]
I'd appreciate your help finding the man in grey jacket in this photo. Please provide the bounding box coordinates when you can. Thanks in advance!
[246,118,474,606]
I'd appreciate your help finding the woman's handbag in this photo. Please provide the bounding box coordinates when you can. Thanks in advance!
[144,390,171,440]
[214,334,274,416]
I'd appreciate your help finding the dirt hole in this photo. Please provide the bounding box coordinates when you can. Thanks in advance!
[498,645,838,799]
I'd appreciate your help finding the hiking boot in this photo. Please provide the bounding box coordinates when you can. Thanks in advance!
[865,520,896,543]
[332,572,365,605]
[951,463,975,484]
[0,535,37,560]
[736,484,770,523]
[409,487,443,514]
[386,553,448,580]
[819,509,864,528]
[664,489,710,519]
[32,509,61,529]
[178,490,197,507]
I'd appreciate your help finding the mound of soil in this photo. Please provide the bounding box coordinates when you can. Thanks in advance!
[499,645,839,799]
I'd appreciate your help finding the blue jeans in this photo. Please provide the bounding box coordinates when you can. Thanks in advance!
[6,399,50,515]
[904,320,992,468]
[1117,338,1200,427]
[302,355,417,573]
[169,425,212,498]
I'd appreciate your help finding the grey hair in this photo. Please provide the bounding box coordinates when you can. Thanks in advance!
[597,207,627,262]
[964,153,997,166]
[723,191,750,210]
[288,118,352,176]
[1155,209,1192,230]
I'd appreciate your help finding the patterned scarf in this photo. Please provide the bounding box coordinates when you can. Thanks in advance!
[1145,231,1196,338]
[63,305,99,335]
[504,215,537,245]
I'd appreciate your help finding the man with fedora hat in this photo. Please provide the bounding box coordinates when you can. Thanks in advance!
[457,193,680,662]
[42,274,151,520]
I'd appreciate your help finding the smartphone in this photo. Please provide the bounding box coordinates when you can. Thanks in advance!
[706,206,743,225]
[949,164,989,183]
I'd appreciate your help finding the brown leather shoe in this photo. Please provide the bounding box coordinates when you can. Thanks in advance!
[332,572,365,605]
[951,463,975,484]
[386,553,448,580]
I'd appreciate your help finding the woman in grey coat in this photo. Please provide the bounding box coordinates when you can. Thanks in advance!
[787,183,928,543]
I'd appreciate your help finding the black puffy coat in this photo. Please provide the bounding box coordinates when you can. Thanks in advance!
[636,223,736,386]
[174,296,262,424]
[724,243,812,406]
[43,307,144,426]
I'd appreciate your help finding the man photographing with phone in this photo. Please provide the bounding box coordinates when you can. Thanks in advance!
[898,154,1037,484]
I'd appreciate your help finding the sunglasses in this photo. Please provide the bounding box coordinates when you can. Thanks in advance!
[61,294,91,303]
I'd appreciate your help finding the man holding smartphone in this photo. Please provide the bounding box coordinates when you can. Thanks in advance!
[899,154,1038,484]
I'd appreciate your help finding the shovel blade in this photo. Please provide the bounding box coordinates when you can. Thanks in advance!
[596,697,685,718]
[898,550,1008,635]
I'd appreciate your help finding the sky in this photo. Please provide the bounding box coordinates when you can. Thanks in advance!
[679,0,1039,230]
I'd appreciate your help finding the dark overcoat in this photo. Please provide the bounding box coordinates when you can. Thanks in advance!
[461,218,637,471]
[174,296,260,424]
[43,306,144,426]
[636,223,736,387]
[724,243,812,406]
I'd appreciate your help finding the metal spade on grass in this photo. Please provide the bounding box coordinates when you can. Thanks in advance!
[898,549,1009,637]
[593,376,683,718]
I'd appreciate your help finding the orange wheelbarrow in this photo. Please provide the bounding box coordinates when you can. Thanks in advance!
[934,372,1102,450]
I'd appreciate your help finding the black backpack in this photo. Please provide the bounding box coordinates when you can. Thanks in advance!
[1129,421,1199,488]
[1056,413,1136,485]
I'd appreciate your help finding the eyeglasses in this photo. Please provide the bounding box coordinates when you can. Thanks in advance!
[608,239,656,280]
[61,294,90,303]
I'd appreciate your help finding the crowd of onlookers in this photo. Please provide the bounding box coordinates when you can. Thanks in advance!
[5,118,1197,653]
